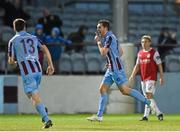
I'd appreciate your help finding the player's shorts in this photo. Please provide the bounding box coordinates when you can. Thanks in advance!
[141,80,156,95]
[102,69,127,88]
[22,72,42,94]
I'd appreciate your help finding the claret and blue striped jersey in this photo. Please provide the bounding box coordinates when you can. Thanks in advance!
[102,31,124,71]
[8,31,42,76]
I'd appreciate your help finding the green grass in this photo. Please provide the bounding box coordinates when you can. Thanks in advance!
[0,114,180,131]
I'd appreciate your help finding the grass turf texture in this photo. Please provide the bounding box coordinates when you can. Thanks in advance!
[0,114,180,131]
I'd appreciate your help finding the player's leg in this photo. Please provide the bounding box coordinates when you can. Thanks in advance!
[119,85,150,105]
[23,74,52,128]
[97,83,109,118]
[113,70,151,105]
[87,70,113,122]
[87,84,110,122]
[146,81,163,121]
[140,81,150,121]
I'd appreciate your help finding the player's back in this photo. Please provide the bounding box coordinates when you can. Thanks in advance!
[9,31,42,76]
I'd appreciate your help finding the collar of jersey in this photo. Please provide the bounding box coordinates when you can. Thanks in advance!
[16,31,27,35]
[105,31,112,37]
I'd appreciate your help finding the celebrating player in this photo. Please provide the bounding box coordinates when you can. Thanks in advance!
[86,19,155,122]
[8,18,54,128]
[129,35,164,121]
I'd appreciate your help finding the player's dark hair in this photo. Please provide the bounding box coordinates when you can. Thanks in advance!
[98,19,110,30]
[13,18,26,32]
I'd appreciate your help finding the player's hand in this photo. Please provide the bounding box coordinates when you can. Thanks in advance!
[129,75,134,82]
[159,77,164,86]
[46,65,54,75]
[94,32,100,43]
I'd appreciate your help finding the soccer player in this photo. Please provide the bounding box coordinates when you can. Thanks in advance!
[8,18,54,128]
[129,35,164,121]
[86,19,155,122]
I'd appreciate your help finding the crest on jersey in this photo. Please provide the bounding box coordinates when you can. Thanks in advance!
[147,54,150,58]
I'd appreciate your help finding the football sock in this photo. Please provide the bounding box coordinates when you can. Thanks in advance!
[129,89,150,105]
[150,99,161,115]
[36,103,49,123]
[97,92,108,117]
[144,104,150,117]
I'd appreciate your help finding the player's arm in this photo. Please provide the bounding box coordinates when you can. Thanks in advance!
[95,32,109,56]
[96,41,109,56]
[119,46,123,57]
[158,64,164,85]
[8,41,16,65]
[129,63,140,81]
[8,57,16,65]
[40,44,54,75]
[129,54,140,81]
[154,51,164,85]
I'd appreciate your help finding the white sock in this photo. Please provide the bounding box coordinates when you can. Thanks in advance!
[150,99,162,115]
[144,104,150,117]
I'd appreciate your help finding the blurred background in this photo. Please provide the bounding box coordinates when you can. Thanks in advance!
[0,0,180,115]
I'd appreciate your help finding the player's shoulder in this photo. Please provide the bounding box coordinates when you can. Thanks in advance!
[26,33,38,39]
[138,49,144,54]
[150,48,156,52]
[9,34,19,44]
[150,48,159,54]
[107,33,116,39]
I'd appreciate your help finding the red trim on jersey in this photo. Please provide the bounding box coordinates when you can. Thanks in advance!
[138,48,158,81]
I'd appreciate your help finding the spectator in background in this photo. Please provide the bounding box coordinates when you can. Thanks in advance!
[0,0,30,27]
[174,0,180,13]
[65,25,88,53]
[38,7,63,36]
[158,27,177,69]
[158,27,177,58]
[45,27,71,74]
[33,24,46,67]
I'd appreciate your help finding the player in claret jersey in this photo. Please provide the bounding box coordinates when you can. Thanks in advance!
[130,35,164,121]
[8,18,54,128]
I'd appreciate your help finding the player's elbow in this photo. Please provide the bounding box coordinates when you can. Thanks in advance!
[8,59,14,65]
[100,51,107,56]
[100,49,108,56]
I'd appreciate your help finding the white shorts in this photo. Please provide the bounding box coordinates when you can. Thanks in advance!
[141,80,156,96]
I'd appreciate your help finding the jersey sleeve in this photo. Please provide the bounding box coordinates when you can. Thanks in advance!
[104,36,112,48]
[136,52,140,64]
[8,40,14,58]
[37,38,44,48]
[153,51,162,65]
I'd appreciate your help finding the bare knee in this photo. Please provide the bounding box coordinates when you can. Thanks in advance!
[99,84,109,94]
[119,85,131,95]
[31,92,41,105]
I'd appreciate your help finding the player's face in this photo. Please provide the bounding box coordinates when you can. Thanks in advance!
[141,38,151,50]
[97,23,106,36]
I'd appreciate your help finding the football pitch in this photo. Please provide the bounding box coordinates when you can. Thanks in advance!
[0,114,180,131]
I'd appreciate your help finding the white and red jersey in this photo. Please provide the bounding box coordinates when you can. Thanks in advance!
[136,48,162,81]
